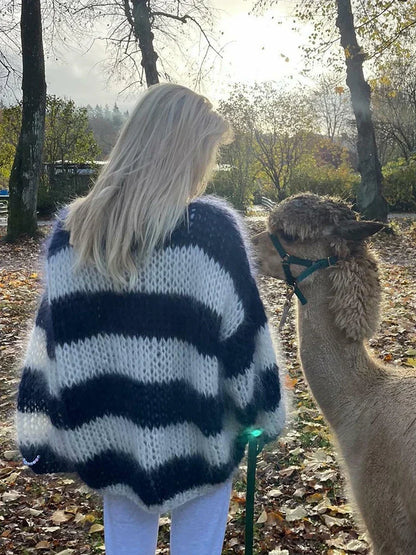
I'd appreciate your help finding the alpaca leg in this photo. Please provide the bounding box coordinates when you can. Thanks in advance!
[348,471,413,555]
[356,494,416,555]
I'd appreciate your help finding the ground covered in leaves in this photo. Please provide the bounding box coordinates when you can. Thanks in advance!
[0,216,415,554]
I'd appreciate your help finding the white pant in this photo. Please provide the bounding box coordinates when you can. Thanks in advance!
[103,480,232,555]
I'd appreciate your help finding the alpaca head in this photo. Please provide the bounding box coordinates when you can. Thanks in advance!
[253,193,385,341]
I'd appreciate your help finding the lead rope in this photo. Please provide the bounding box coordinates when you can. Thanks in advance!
[278,286,295,332]
[244,428,263,555]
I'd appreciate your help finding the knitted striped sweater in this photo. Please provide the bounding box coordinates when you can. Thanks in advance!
[16,196,285,513]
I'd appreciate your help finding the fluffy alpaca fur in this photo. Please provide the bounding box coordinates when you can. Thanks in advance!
[269,194,382,341]
[254,193,416,554]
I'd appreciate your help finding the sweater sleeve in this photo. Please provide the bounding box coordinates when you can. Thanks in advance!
[16,290,70,473]
[218,213,286,444]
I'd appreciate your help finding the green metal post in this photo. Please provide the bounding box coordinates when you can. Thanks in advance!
[245,428,263,555]
[245,436,257,555]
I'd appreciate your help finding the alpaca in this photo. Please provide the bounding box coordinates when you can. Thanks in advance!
[253,193,416,555]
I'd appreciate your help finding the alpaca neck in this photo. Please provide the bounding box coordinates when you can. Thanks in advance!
[295,276,373,428]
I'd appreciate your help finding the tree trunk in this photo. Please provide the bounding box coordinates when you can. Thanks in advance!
[336,0,388,222]
[131,0,159,86]
[7,0,46,240]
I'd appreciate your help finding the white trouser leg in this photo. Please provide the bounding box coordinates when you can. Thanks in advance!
[170,480,232,555]
[103,494,159,555]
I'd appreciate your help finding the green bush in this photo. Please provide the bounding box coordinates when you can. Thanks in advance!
[37,174,55,216]
[288,156,359,202]
[206,169,254,211]
[37,170,95,216]
[382,157,416,212]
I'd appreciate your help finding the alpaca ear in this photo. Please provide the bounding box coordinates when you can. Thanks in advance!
[325,220,385,241]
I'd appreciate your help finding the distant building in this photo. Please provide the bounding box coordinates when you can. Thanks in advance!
[45,161,107,176]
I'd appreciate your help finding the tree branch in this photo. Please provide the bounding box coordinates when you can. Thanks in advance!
[152,10,222,58]
[123,0,134,28]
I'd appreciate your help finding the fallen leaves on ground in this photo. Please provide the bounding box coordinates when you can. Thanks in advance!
[0,218,415,554]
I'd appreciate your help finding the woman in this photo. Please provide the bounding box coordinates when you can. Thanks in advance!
[16,83,285,555]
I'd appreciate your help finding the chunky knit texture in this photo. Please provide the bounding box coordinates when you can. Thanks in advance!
[16,196,285,513]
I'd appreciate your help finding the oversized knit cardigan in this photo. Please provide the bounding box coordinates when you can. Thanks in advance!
[16,195,285,513]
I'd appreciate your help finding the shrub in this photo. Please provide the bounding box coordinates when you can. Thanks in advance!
[288,154,359,202]
[382,157,416,212]
[206,169,254,211]
[37,168,95,217]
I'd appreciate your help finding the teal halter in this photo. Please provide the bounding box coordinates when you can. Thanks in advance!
[268,233,338,305]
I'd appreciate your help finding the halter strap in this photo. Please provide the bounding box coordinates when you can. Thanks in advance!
[269,233,338,305]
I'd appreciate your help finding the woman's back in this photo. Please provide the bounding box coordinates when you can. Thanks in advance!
[17,195,285,512]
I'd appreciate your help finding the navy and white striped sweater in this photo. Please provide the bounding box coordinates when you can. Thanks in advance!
[16,196,285,512]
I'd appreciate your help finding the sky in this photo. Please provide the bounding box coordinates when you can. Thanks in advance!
[39,0,313,112]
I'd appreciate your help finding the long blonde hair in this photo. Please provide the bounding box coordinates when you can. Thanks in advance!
[65,83,230,286]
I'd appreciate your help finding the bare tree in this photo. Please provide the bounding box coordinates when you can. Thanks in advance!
[220,82,315,202]
[252,83,314,200]
[311,74,352,141]
[2,1,220,91]
[0,2,21,92]
[372,58,416,164]
[68,1,220,90]
[7,0,46,240]
[125,0,159,86]
[336,0,388,221]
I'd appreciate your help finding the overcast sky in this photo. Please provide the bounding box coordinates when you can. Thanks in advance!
[40,0,313,112]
